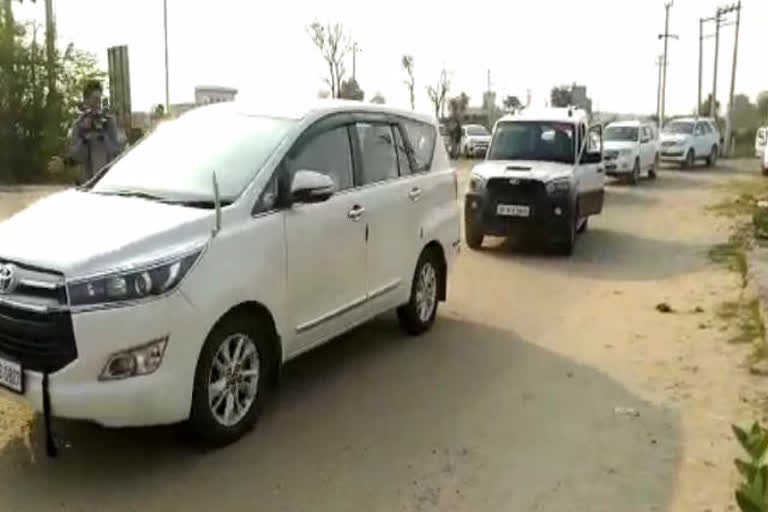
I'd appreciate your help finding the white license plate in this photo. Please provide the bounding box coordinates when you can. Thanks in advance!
[0,355,23,394]
[496,204,530,217]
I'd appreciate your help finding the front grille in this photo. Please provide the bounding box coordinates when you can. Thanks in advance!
[486,178,550,220]
[661,141,678,147]
[604,150,618,160]
[0,302,77,372]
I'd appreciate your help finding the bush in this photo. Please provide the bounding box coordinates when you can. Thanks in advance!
[733,422,768,511]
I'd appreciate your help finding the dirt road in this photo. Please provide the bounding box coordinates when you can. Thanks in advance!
[0,162,764,511]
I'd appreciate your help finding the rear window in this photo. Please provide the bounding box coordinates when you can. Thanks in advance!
[402,120,436,172]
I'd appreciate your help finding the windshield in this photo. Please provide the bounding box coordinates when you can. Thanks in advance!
[91,110,295,202]
[604,126,638,142]
[487,121,575,164]
[466,125,489,137]
[663,122,694,135]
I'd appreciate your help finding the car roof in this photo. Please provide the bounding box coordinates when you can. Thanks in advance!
[188,98,435,125]
[670,117,714,124]
[606,120,644,127]
[498,107,588,124]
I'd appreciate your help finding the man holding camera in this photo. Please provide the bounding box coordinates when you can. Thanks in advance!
[49,80,124,184]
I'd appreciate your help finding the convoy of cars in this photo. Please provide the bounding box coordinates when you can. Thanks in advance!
[0,97,760,448]
[659,117,721,169]
[602,120,659,184]
[0,100,461,445]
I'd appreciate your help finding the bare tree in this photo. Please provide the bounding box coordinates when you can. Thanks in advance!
[401,54,415,110]
[307,21,351,99]
[426,68,449,120]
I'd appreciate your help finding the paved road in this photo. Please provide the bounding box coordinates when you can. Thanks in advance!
[0,161,759,511]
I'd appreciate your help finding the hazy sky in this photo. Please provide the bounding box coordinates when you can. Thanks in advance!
[14,0,768,117]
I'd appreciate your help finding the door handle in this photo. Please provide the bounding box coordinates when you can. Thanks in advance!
[347,205,365,221]
[597,166,604,173]
[408,187,423,201]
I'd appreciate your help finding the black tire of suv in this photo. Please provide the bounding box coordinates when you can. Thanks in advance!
[683,149,695,170]
[649,154,659,179]
[397,249,441,336]
[555,210,576,256]
[188,312,275,447]
[706,145,718,167]
[465,219,484,250]
[628,159,640,185]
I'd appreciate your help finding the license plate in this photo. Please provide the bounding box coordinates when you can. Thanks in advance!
[0,355,23,394]
[497,204,530,217]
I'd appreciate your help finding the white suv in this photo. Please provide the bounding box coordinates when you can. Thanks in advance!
[460,124,491,158]
[660,117,720,168]
[465,108,604,255]
[603,120,659,184]
[0,100,460,447]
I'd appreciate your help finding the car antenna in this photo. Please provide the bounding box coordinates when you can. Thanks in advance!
[211,171,222,238]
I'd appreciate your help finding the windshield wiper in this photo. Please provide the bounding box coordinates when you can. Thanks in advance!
[94,189,169,202]
[161,199,234,209]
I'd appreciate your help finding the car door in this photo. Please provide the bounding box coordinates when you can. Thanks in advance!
[282,119,368,350]
[578,122,604,215]
[694,122,708,156]
[640,126,654,169]
[351,118,418,312]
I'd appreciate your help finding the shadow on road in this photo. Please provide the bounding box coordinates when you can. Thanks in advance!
[483,227,709,281]
[0,317,681,511]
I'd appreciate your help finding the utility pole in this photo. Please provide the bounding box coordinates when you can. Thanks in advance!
[711,7,721,118]
[163,0,170,114]
[724,1,741,155]
[352,42,360,81]
[44,0,56,101]
[658,1,677,128]
[698,16,716,118]
[656,55,664,124]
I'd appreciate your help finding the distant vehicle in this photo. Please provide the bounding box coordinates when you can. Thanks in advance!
[460,124,491,158]
[603,120,659,185]
[659,117,720,169]
[465,107,604,255]
[756,126,767,160]
[0,100,461,446]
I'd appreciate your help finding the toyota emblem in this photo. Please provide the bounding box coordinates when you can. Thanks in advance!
[508,179,520,185]
[0,264,18,295]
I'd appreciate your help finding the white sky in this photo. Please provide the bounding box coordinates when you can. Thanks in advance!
[14,0,768,117]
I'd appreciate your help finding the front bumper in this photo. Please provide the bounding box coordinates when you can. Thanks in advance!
[465,183,572,239]
[660,147,686,161]
[604,157,634,176]
[466,144,489,157]
[0,292,205,427]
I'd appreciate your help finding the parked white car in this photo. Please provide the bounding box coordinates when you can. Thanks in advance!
[460,124,491,158]
[465,108,604,255]
[756,126,767,160]
[660,117,720,168]
[603,120,660,184]
[0,100,461,446]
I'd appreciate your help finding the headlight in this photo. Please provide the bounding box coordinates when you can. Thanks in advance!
[67,248,203,307]
[546,178,571,195]
[469,174,486,192]
[618,149,633,157]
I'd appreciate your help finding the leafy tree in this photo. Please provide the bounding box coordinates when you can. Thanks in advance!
[550,86,573,108]
[503,95,521,113]
[401,54,415,110]
[426,68,449,120]
[307,21,351,99]
[448,92,469,121]
[699,93,721,117]
[370,92,385,104]
[339,78,364,101]
[731,94,759,131]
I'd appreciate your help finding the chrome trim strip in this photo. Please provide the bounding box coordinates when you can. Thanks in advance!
[295,280,401,334]
[296,295,367,334]
[19,279,61,290]
[0,296,61,313]
[368,279,402,300]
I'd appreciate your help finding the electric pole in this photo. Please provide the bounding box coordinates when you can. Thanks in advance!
[352,42,360,81]
[656,55,664,124]
[163,0,170,114]
[724,1,741,155]
[711,7,721,118]
[658,1,677,128]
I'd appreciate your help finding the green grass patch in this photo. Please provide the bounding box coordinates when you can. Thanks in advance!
[710,240,749,287]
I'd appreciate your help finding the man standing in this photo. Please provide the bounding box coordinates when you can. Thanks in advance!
[49,80,124,184]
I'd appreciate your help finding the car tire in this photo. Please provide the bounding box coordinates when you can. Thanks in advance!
[465,220,484,250]
[397,249,441,336]
[576,216,588,234]
[762,164,768,177]
[649,154,659,179]
[628,159,640,185]
[683,149,695,170]
[188,312,275,447]
[555,210,576,256]
[706,145,718,167]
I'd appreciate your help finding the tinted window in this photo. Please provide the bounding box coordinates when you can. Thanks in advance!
[285,126,353,191]
[702,123,712,134]
[402,120,437,172]
[663,122,694,134]
[357,123,398,185]
[604,126,638,141]
[488,121,575,164]
[393,126,412,176]
[466,125,490,136]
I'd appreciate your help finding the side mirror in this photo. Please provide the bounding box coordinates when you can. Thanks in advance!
[581,124,603,164]
[290,170,335,204]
